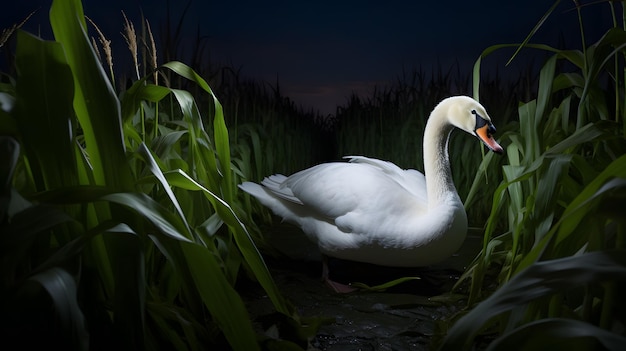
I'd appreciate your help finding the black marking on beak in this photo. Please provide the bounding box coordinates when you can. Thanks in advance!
[473,111,496,136]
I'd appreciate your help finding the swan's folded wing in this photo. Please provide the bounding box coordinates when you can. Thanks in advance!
[344,156,404,174]
[282,163,358,219]
[345,156,427,201]
[283,161,428,234]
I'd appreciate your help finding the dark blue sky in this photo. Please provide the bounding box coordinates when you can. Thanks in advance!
[2,0,613,114]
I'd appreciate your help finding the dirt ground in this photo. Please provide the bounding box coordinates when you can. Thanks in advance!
[243,223,481,350]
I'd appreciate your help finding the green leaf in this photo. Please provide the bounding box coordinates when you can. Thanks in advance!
[350,276,421,292]
[146,301,203,351]
[486,318,626,351]
[136,143,193,240]
[162,61,233,201]
[518,100,538,160]
[516,156,626,270]
[103,192,192,243]
[0,203,74,249]
[28,267,89,351]
[535,55,556,130]
[14,30,78,191]
[440,250,626,351]
[48,3,139,339]
[50,0,131,189]
[180,241,260,351]
[1,136,20,191]
[473,43,560,100]
[33,186,115,205]
[163,169,292,316]
[504,0,561,66]
[121,82,171,123]
[555,171,626,246]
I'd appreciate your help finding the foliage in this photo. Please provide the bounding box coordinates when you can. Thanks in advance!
[0,0,306,349]
[438,1,626,349]
[3,0,626,350]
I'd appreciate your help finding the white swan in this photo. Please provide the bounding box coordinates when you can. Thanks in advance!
[239,96,502,284]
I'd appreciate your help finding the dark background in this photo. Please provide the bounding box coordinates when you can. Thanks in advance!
[1,0,613,114]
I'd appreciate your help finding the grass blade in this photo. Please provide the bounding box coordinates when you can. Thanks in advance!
[486,318,626,351]
[505,0,561,66]
[164,169,293,316]
[440,250,626,351]
[180,241,260,351]
[26,267,90,350]
[162,61,234,201]
[13,31,78,191]
[50,0,131,188]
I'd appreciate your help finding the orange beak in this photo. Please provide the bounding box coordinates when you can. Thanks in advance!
[476,124,503,154]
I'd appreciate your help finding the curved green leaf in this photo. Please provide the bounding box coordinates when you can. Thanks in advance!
[136,143,193,240]
[486,318,626,351]
[163,169,292,316]
[0,136,19,192]
[504,0,561,66]
[162,61,233,201]
[103,192,192,243]
[28,267,89,351]
[50,0,131,189]
[350,276,421,292]
[180,241,260,351]
[14,30,78,191]
[440,250,626,351]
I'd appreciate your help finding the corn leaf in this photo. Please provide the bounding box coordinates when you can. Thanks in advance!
[440,250,626,351]
[164,169,292,316]
[162,61,234,201]
[27,267,89,351]
[103,192,192,243]
[486,318,626,351]
[50,0,131,188]
[180,241,260,351]
[13,31,78,191]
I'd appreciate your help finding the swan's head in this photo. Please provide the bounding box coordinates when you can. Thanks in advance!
[445,96,503,154]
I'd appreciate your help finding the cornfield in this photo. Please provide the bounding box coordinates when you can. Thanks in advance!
[1,0,625,350]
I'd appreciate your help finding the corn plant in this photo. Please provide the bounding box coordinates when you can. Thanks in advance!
[439,1,626,349]
[0,0,309,349]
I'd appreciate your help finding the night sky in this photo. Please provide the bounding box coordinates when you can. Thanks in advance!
[2,0,613,115]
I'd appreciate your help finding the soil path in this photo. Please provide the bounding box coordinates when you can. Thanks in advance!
[243,225,482,350]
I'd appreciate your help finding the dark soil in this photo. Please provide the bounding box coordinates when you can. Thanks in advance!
[243,224,482,351]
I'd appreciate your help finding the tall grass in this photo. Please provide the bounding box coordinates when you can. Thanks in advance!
[438,1,626,349]
[4,0,625,350]
[0,0,309,349]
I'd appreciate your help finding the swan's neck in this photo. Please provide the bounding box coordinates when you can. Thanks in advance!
[423,111,460,207]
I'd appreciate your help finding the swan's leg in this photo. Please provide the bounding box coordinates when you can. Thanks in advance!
[322,256,357,293]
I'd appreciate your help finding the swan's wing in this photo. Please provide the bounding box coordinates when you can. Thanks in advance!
[344,155,406,174]
[280,160,428,233]
[279,163,356,219]
[345,156,427,202]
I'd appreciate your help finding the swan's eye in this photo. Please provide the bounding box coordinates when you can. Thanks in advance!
[471,110,477,115]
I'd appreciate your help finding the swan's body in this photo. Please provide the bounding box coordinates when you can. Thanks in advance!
[240,96,502,268]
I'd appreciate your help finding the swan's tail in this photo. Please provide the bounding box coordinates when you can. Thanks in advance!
[238,181,269,200]
[238,178,304,222]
